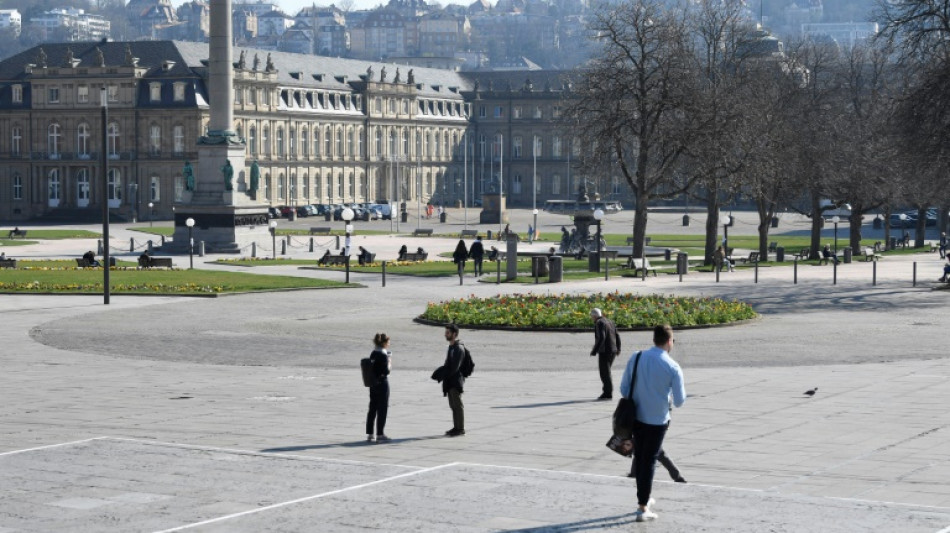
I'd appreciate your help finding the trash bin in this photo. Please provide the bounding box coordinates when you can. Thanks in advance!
[771,216,779,228]
[873,217,882,229]
[487,229,493,240]
[549,255,563,282]
[324,211,332,221]
[109,256,117,267]
[588,251,601,272]
[776,246,785,262]
[531,256,549,277]
[843,247,852,263]
[682,214,690,226]
[889,236,897,250]
[664,248,672,261]
[676,252,688,275]
[440,212,447,223]
[401,211,408,223]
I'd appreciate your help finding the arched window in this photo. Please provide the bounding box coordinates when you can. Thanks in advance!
[389,129,396,156]
[48,123,61,157]
[107,168,122,201]
[357,127,363,158]
[77,123,90,158]
[324,126,331,157]
[443,131,449,158]
[375,127,382,157]
[313,126,321,157]
[346,126,354,159]
[107,122,120,158]
[278,174,285,201]
[150,175,161,202]
[336,126,343,157]
[48,169,61,201]
[301,128,308,158]
[434,131,440,159]
[315,172,322,200]
[76,169,90,203]
[403,130,409,156]
[264,173,270,200]
[349,171,356,198]
[289,127,296,157]
[303,173,309,200]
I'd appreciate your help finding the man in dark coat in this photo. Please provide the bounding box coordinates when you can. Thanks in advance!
[590,307,621,400]
[468,236,485,276]
[442,324,466,436]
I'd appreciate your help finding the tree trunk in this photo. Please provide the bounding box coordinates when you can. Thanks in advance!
[849,202,865,252]
[632,190,650,259]
[704,198,720,266]
[809,194,823,260]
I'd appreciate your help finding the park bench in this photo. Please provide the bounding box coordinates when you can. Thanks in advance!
[626,257,658,277]
[793,248,810,261]
[862,247,880,262]
[319,255,349,266]
[309,227,332,235]
[402,252,428,261]
[139,257,174,268]
[736,251,760,264]
[412,228,434,237]
[0,259,17,268]
[459,229,478,238]
[358,253,377,265]
[817,251,838,265]
[927,241,938,253]
[76,258,95,268]
[625,237,652,245]
[7,229,27,239]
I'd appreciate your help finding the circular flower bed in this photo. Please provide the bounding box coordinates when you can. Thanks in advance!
[418,292,757,330]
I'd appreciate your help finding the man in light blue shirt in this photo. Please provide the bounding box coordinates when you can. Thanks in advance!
[618,324,686,522]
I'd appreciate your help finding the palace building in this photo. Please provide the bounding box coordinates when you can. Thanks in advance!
[0,41,601,222]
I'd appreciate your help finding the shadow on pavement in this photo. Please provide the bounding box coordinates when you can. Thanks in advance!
[504,513,638,532]
[492,399,604,409]
[260,435,447,453]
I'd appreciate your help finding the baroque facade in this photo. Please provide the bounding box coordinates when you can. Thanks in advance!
[0,40,604,222]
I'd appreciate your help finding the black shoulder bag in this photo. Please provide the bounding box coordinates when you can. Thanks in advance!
[606,351,641,457]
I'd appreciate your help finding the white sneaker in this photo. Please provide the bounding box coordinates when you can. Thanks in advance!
[635,509,658,522]
[366,434,375,442]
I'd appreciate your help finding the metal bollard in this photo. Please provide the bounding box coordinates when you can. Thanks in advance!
[754,262,758,284]
[97,239,103,255]
[913,262,917,287]
[281,240,287,255]
[716,263,720,283]
[382,261,387,287]
[161,235,165,246]
[833,260,837,285]
[794,259,798,284]
[286,235,291,245]
[130,238,135,252]
[496,259,501,284]
[148,240,153,253]
[252,242,257,258]
[872,259,877,286]
[335,235,341,250]
[641,255,646,281]
[309,238,314,253]
[199,241,205,257]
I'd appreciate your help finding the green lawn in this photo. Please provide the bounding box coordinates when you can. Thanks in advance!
[1,229,102,248]
[0,260,350,294]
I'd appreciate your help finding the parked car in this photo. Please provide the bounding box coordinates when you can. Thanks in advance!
[296,205,316,217]
[278,206,295,218]
[267,207,280,219]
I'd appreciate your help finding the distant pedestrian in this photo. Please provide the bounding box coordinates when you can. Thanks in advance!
[452,240,468,283]
[398,244,408,261]
[590,308,621,400]
[939,232,947,258]
[82,250,101,267]
[939,256,950,282]
[441,324,466,436]
[365,333,392,442]
[468,236,485,276]
[620,325,686,522]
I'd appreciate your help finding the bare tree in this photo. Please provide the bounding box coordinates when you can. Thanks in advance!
[567,0,693,258]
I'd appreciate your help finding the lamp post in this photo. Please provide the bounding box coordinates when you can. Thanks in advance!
[831,215,840,254]
[532,135,538,242]
[531,208,539,244]
[148,202,154,227]
[341,207,354,283]
[268,219,277,259]
[722,215,731,251]
[186,217,195,269]
[593,208,605,279]
[899,213,908,248]
[100,87,110,305]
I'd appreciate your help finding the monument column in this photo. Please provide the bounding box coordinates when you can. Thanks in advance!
[169,0,268,254]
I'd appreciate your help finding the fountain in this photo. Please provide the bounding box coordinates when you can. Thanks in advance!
[544,181,622,254]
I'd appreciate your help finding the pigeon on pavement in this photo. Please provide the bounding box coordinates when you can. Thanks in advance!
[804,387,818,397]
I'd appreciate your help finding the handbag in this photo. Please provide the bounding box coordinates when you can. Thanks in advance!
[606,351,642,457]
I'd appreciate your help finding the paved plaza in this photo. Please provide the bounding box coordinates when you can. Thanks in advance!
[2,210,949,532]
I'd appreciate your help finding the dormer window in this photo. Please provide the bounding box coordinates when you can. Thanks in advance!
[173,82,185,102]
[150,83,161,102]
[12,84,22,104]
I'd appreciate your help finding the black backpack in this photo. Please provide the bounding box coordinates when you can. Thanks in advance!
[460,344,475,378]
[360,357,375,387]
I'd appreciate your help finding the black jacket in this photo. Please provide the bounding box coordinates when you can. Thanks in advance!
[442,342,465,395]
[469,241,484,259]
[369,348,390,384]
[592,317,621,357]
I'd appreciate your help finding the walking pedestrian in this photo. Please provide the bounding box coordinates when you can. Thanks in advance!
[365,333,392,442]
[619,324,686,522]
[442,324,466,436]
[468,236,484,276]
[590,308,621,400]
[453,239,468,283]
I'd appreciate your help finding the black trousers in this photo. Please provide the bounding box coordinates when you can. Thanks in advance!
[366,380,389,436]
[631,448,680,480]
[598,353,615,396]
[632,421,669,506]
[447,387,464,431]
[473,258,483,276]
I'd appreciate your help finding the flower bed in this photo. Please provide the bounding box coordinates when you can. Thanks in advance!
[419,292,757,330]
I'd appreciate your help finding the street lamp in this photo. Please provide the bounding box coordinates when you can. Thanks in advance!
[831,215,840,254]
[899,213,908,248]
[100,87,110,305]
[593,208,605,279]
[269,219,277,259]
[148,202,154,227]
[531,208,539,244]
[186,217,195,269]
[722,215,731,251]
[341,207,354,283]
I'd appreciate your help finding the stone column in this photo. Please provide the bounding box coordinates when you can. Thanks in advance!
[208,0,234,136]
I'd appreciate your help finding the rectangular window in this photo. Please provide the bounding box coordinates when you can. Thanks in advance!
[478,105,486,118]
[108,85,118,102]
[513,106,522,119]
[494,106,503,118]
[534,105,543,119]
[12,85,22,103]
[513,136,523,158]
[11,128,21,156]
[175,175,184,201]
[48,87,60,103]
[173,125,184,155]
[552,136,561,158]
[150,83,161,102]
[174,83,185,102]
[553,106,561,119]
[149,125,161,155]
[77,85,89,103]
[13,175,22,200]
[150,176,161,202]
[552,174,561,195]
